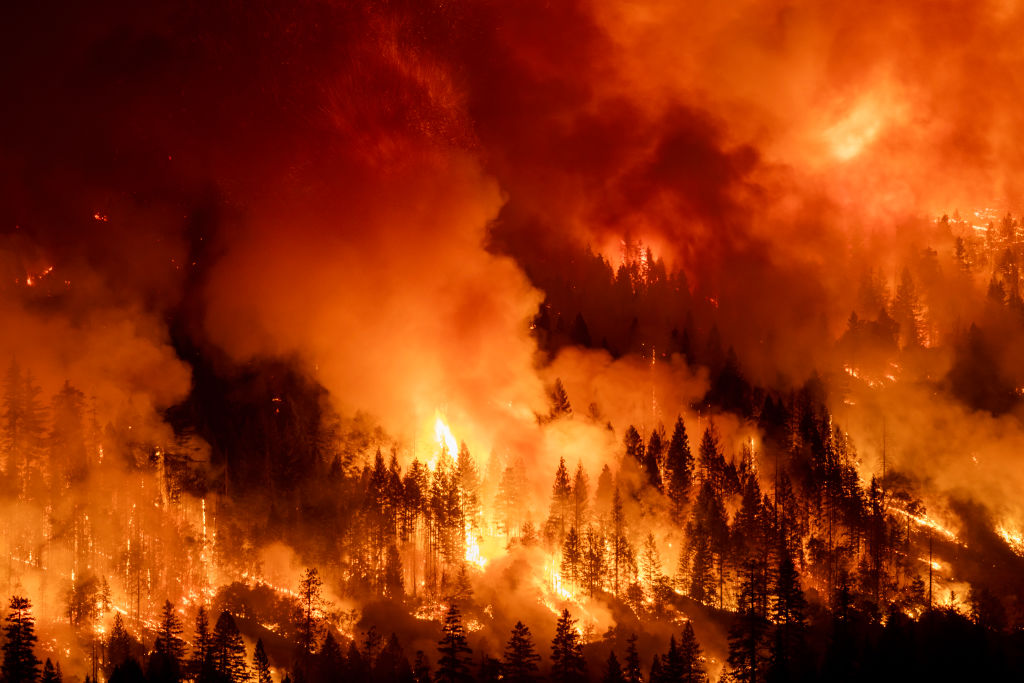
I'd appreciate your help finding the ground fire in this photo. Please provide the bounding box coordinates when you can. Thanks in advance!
[3,0,1024,682]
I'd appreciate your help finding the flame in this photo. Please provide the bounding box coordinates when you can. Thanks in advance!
[996,523,1024,556]
[434,414,459,462]
[464,521,486,568]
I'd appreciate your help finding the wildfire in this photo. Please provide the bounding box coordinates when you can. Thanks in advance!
[889,507,961,545]
[432,413,456,462]
[464,522,486,569]
[996,524,1024,557]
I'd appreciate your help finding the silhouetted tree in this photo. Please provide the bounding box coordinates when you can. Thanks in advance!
[436,604,472,683]
[412,651,432,683]
[546,458,573,544]
[297,568,326,654]
[602,651,625,683]
[1,596,40,683]
[727,559,769,683]
[107,614,134,673]
[502,622,540,683]
[210,611,247,683]
[678,622,706,683]
[550,610,586,683]
[550,380,573,419]
[253,640,271,683]
[188,607,212,682]
[623,635,642,683]
[665,417,694,523]
[39,661,58,683]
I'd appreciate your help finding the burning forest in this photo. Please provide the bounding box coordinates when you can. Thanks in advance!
[4,0,1024,681]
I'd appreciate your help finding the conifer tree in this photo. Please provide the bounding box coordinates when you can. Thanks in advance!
[582,527,606,597]
[148,601,186,683]
[768,549,807,683]
[602,651,625,683]
[623,427,645,469]
[189,607,212,682]
[412,651,433,683]
[726,559,769,683]
[40,660,57,683]
[678,622,706,683]
[546,458,573,544]
[550,379,573,419]
[2,596,40,683]
[107,613,133,672]
[610,487,634,597]
[550,610,586,683]
[436,604,472,683]
[210,611,247,683]
[665,417,694,523]
[502,622,540,683]
[660,636,682,682]
[297,568,326,654]
[623,634,642,683]
[570,461,589,531]
[644,430,663,491]
[253,639,271,683]
[154,601,186,666]
[561,527,583,592]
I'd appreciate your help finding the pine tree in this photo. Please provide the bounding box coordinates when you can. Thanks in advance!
[436,604,472,683]
[210,611,247,683]
[665,417,694,523]
[148,600,186,683]
[768,551,807,683]
[602,651,626,683]
[644,430,663,491]
[623,634,642,683]
[660,636,682,682]
[412,651,433,683]
[2,596,40,683]
[561,527,583,592]
[678,622,706,683]
[550,379,573,419]
[502,622,540,683]
[623,427,645,469]
[550,610,586,683]
[688,534,715,606]
[154,601,186,665]
[297,568,325,654]
[107,613,133,672]
[582,527,606,597]
[610,487,634,597]
[639,534,663,599]
[189,607,212,682]
[726,559,769,683]
[253,639,271,683]
[570,461,589,531]
[546,458,573,545]
[40,660,57,683]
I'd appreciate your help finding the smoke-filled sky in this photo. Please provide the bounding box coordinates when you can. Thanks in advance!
[3,0,1024,465]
